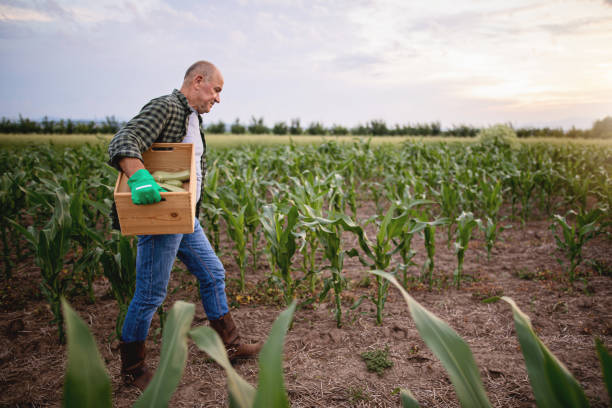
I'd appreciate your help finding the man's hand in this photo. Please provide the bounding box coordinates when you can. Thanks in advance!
[127,169,163,205]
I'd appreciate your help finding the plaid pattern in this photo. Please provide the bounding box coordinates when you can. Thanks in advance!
[108,89,207,224]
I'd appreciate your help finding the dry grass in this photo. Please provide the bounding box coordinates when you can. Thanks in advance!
[1,133,610,148]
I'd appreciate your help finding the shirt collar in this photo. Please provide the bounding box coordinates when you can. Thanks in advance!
[172,89,192,114]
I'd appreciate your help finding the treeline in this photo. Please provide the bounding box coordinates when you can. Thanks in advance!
[0,115,122,134]
[208,116,612,138]
[1,115,611,138]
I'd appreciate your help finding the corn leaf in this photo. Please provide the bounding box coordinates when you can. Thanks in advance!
[189,326,256,408]
[400,389,420,408]
[502,297,589,408]
[62,298,112,408]
[595,338,612,403]
[134,301,195,408]
[253,301,296,408]
[371,270,491,408]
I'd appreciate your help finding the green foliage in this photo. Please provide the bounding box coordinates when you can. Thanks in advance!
[62,300,194,408]
[135,301,195,408]
[62,298,112,408]
[595,338,612,402]
[400,389,421,408]
[272,121,288,135]
[190,301,296,408]
[260,204,300,304]
[503,297,590,407]
[96,232,137,339]
[289,118,302,135]
[373,271,492,407]
[360,346,393,376]
[454,211,480,289]
[306,122,327,135]
[248,117,269,134]
[551,208,609,281]
[231,118,246,134]
[206,120,226,134]
[11,190,74,343]
[591,116,612,139]
[330,124,349,135]
[477,124,519,149]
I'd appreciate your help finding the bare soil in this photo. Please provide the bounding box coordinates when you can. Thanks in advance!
[1,207,611,407]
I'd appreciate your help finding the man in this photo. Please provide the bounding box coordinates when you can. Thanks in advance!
[108,61,261,390]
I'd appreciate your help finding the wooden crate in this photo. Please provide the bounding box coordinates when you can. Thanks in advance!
[114,143,197,235]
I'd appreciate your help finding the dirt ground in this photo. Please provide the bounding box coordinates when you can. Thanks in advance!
[1,206,611,407]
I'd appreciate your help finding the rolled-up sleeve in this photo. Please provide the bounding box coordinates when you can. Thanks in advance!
[108,97,170,170]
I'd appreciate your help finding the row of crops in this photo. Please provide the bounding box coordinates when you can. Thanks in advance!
[1,128,611,406]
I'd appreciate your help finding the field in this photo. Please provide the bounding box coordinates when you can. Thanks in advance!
[0,132,611,407]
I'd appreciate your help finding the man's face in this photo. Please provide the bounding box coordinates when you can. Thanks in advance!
[192,70,224,114]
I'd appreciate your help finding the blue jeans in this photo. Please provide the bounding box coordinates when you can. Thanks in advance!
[121,219,229,342]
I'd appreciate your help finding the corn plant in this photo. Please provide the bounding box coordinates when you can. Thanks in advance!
[348,204,412,325]
[478,177,503,221]
[220,202,248,292]
[479,216,509,262]
[287,172,327,294]
[11,190,73,343]
[374,271,611,408]
[301,213,370,327]
[260,204,300,304]
[551,208,610,282]
[0,169,27,278]
[96,232,138,339]
[454,212,480,289]
[200,161,222,252]
[62,299,195,408]
[434,181,461,247]
[190,301,296,408]
[416,218,449,289]
[393,203,433,288]
[226,165,264,273]
[373,271,491,407]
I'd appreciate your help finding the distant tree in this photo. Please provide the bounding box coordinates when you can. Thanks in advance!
[351,123,370,135]
[430,121,442,135]
[289,118,303,135]
[565,126,590,139]
[100,116,121,133]
[18,114,39,133]
[248,116,269,134]
[369,120,388,136]
[206,120,226,134]
[448,124,479,138]
[272,121,288,135]
[591,116,612,139]
[306,122,327,135]
[230,118,246,134]
[330,124,348,135]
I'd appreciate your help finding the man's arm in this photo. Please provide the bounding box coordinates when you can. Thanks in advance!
[119,157,145,178]
[108,97,170,171]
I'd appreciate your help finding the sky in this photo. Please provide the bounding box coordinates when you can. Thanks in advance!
[1,0,611,130]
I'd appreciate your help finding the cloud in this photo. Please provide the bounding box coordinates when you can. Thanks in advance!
[0,4,53,22]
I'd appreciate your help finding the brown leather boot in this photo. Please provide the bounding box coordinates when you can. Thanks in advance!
[119,340,153,391]
[209,312,263,362]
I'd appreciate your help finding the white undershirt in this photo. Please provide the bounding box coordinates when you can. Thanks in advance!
[183,109,204,202]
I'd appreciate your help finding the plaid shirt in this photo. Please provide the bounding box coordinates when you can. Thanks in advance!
[108,89,207,177]
[108,89,207,224]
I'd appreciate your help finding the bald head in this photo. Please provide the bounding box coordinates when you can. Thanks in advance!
[180,60,224,114]
[183,61,218,85]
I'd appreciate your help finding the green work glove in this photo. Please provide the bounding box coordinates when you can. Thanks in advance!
[127,169,163,205]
